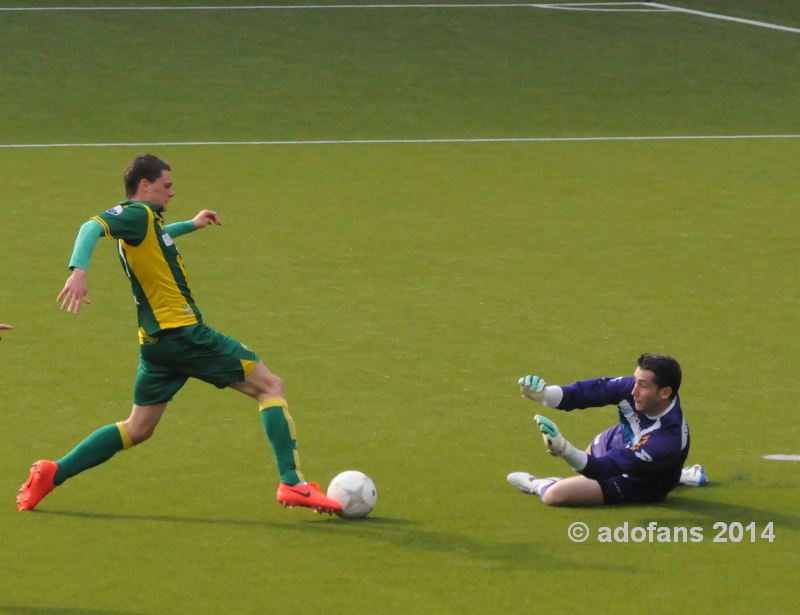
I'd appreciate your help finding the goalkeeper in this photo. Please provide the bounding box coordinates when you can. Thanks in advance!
[508,353,691,506]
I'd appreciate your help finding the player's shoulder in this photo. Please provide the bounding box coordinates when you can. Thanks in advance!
[100,201,149,219]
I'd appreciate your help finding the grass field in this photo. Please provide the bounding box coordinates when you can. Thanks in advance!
[1,2,798,614]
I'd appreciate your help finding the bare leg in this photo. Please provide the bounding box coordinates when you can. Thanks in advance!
[122,403,168,444]
[229,361,285,403]
[541,475,604,506]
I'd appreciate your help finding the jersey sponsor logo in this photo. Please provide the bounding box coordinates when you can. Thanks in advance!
[634,449,653,462]
[106,205,124,216]
[162,233,174,247]
[630,434,651,451]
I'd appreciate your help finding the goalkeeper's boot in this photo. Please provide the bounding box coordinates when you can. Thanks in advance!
[507,472,560,496]
[17,460,58,511]
[277,481,342,515]
[679,464,708,487]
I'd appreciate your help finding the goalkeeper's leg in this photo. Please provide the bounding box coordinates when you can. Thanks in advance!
[540,476,604,506]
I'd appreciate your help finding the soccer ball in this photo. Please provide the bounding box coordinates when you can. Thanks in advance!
[326,470,377,519]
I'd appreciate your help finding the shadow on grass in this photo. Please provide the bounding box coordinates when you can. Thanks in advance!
[42,509,417,529]
[294,518,635,573]
[39,509,630,572]
[653,493,800,533]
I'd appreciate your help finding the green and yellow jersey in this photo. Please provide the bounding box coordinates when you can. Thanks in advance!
[92,201,202,342]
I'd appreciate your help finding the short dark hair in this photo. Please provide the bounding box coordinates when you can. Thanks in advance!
[637,353,682,398]
[124,154,171,197]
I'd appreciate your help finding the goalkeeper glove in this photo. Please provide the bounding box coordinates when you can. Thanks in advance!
[518,375,546,401]
[534,414,588,471]
[534,414,567,455]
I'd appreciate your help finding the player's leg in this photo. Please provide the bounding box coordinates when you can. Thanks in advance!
[540,476,605,506]
[55,403,167,483]
[181,323,340,512]
[228,361,340,512]
[16,403,168,512]
[228,361,301,484]
[17,347,185,512]
[55,346,183,485]
[179,323,300,483]
[507,472,562,497]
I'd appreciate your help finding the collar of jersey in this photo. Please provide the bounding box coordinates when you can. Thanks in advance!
[120,199,165,214]
[644,396,678,421]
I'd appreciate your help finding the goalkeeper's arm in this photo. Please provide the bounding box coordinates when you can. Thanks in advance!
[534,414,588,472]
[518,375,564,408]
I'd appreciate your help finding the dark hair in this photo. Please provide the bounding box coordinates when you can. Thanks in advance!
[124,154,171,197]
[637,353,682,398]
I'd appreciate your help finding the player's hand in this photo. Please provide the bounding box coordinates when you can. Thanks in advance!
[192,209,221,229]
[518,375,546,401]
[534,414,568,456]
[57,268,91,314]
[0,323,12,341]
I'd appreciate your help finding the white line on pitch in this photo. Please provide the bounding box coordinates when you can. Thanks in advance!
[2,134,800,149]
[763,454,800,461]
[0,3,648,12]
[650,2,800,34]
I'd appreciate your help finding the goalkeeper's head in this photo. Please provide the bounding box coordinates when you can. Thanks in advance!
[632,353,682,415]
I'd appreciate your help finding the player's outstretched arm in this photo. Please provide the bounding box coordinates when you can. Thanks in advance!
[518,375,564,407]
[165,210,221,238]
[192,209,221,229]
[0,323,13,340]
[534,414,588,471]
[57,219,104,314]
[57,268,91,313]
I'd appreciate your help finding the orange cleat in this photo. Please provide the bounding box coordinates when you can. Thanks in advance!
[277,481,342,515]
[17,460,58,512]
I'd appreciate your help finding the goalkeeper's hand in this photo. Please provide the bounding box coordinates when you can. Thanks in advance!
[534,414,568,456]
[518,375,546,401]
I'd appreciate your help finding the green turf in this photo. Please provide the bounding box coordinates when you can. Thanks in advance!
[1,2,799,614]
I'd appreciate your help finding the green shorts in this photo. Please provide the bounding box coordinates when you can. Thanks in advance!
[134,323,260,406]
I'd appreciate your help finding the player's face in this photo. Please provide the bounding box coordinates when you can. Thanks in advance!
[142,170,175,209]
[631,367,671,414]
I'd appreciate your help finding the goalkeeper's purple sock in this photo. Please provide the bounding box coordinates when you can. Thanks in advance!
[535,479,558,497]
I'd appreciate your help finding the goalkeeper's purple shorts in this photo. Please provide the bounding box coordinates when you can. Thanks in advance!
[588,425,671,505]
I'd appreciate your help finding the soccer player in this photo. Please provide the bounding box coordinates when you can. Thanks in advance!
[17,154,341,515]
[0,323,12,340]
[507,353,691,506]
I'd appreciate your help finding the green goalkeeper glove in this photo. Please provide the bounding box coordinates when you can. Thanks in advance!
[518,375,546,401]
[534,414,567,455]
[534,414,588,471]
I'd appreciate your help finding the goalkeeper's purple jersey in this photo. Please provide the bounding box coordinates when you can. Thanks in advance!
[558,376,690,491]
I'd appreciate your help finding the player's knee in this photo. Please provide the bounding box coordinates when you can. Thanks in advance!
[262,373,285,397]
[541,487,566,507]
[124,421,156,445]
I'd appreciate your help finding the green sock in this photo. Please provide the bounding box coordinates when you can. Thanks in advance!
[54,422,133,486]
[259,397,303,485]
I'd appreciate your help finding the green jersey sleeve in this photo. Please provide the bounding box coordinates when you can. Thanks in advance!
[68,219,104,270]
[91,203,148,245]
[164,220,197,238]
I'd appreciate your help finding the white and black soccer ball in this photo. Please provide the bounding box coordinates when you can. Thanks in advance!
[326,470,377,519]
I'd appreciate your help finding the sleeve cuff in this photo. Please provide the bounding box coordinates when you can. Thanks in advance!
[542,385,564,408]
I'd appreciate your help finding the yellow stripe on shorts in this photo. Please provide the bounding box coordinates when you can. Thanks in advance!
[240,359,257,376]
